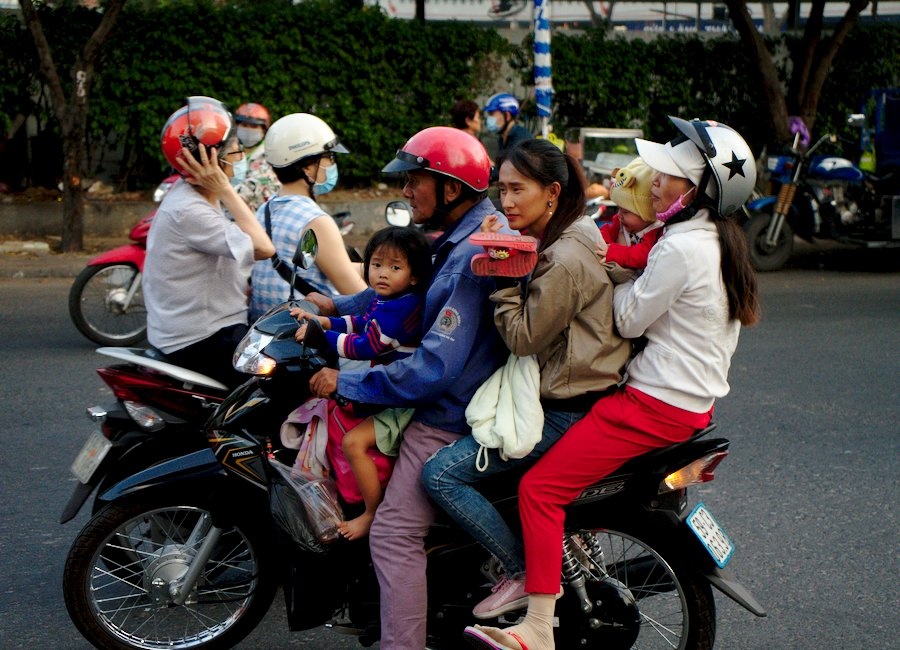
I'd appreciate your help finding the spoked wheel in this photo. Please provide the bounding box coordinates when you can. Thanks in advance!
[69,263,146,346]
[554,528,715,650]
[64,500,276,650]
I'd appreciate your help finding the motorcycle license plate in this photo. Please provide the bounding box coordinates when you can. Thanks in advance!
[71,431,112,484]
[686,503,734,568]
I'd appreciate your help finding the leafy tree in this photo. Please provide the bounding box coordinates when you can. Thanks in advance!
[19,0,127,252]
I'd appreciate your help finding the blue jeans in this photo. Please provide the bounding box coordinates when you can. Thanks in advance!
[421,408,585,577]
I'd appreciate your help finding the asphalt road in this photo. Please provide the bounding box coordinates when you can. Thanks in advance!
[0,248,896,649]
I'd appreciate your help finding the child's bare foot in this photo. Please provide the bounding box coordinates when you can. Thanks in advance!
[338,512,375,540]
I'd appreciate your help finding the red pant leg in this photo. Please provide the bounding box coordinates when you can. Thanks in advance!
[519,388,711,595]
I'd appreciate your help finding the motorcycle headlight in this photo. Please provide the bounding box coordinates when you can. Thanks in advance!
[233,329,277,375]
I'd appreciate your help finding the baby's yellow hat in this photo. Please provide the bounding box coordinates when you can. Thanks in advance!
[609,157,656,223]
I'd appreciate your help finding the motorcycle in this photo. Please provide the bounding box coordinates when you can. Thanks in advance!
[68,175,177,346]
[61,231,324,525]
[62,230,765,650]
[744,114,900,271]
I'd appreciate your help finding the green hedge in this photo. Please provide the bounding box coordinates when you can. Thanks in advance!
[1,1,897,189]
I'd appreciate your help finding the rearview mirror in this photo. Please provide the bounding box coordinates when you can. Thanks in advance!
[385,200,412,227]
[292,229,318,269]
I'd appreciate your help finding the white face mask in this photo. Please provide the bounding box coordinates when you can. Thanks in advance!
[237,127,263,149]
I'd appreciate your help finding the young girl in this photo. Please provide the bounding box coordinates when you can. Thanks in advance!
[292,225,432,539]
[465,118,760,650]
[422,138,631,619]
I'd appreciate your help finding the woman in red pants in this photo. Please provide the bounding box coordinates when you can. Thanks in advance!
[464,117,762,650]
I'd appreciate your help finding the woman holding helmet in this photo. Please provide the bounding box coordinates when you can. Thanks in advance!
[145,96,275,388]
[464,117,761,650]
[232,102,281,211]
[249,113,366,321]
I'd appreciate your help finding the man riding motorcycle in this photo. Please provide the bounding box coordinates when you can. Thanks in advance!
[304,126,513,649]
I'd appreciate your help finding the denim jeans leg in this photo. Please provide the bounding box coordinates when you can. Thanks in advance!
[422,408,584,578]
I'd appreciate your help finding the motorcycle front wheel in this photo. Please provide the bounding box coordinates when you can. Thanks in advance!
[69,263,147,346]
[554,528,715,650]
[63,499,277,650]
[744,210,794,272]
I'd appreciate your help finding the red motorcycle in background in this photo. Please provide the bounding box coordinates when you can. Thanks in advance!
[68,175,178,346]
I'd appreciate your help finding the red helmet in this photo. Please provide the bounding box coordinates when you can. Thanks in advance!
[235,102,271,129]
[382,126,491,192]
[160,96,234,174]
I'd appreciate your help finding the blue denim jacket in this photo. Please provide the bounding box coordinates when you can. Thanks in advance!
[334,198,510,434]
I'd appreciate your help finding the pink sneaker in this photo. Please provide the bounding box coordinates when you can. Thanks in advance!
[473,575,529,619]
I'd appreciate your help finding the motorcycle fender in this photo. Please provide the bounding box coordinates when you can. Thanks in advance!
[60,481,95,524]
[705,565,767,617]
[86,243,146,271]
[676,524,767,617]
[95,447,224,508]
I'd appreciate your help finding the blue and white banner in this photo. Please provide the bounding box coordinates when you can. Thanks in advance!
[533,0,553,133]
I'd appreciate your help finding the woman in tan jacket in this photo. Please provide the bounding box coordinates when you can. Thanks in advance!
[422,138,631,621]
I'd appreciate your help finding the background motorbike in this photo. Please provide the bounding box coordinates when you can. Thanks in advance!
[744,114,900,271]
[62,230,765,650]
[68,175,177,346]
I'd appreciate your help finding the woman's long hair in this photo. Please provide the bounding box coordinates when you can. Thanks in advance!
[497,139,586,253]
[713,214,760,326]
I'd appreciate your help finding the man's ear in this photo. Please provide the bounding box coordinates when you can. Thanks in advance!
[443,178,463,203]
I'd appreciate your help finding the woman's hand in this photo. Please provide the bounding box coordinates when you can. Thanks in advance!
[177,145,230,196]
[480,214,503,233]
[595,237,609,263]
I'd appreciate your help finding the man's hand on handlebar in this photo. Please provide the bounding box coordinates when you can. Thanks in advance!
[310,368,339,398]
[303,292,337,316]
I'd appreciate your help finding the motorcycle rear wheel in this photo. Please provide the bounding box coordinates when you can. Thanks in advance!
[554,528,715,650]
[745,210,794,272]
[64,499,277,650]
[69,263,147,346]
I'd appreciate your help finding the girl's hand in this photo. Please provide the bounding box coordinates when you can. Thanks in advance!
[177,145,229,195]
[480,214,502,233]
[289,307,317,323]
[595,237,609,263]
[294,322,308,342]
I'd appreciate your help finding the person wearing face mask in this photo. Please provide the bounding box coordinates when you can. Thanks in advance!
[248,112,366,321]
[232,102,281,211]
[145,97,276,388]
[483,93,532,158]
[464,117,761,650]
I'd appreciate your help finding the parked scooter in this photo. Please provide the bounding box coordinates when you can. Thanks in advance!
[744,114,900,271]
[62,236,765,650]
[68,175,177,346]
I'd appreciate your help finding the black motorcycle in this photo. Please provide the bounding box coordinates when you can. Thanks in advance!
[62,238,765,650]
